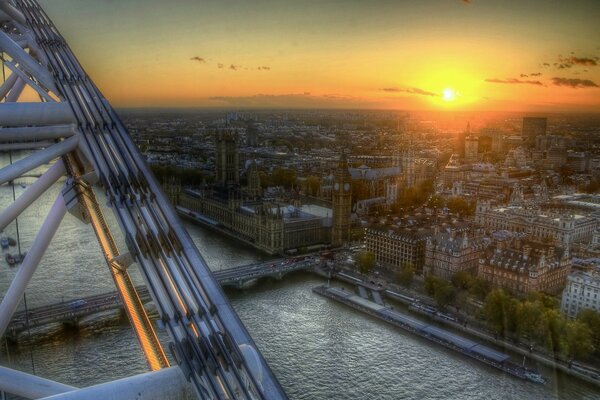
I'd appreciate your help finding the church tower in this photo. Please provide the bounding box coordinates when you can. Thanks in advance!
[247,160,262,199]
[332,153,352,247]
[215,130,240,188]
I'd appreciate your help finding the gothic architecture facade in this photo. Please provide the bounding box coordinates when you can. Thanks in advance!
[332,154,352,247]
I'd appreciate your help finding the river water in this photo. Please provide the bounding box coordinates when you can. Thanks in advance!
[0,154,598,399]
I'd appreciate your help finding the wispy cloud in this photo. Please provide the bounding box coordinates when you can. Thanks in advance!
[530,72,542,77]
[553,54,598,69]
[189,57,270,72]
[485,78,543,86]
[380,87,438,96]
[552,77,598,88]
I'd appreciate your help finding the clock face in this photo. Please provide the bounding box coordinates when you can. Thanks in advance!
[344,183,350,191]
[334,183,340,190]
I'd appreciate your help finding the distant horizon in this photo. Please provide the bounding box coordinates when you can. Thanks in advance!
[115,106,600,117]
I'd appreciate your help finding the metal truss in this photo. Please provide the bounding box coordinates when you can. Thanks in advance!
[0,0,286,398]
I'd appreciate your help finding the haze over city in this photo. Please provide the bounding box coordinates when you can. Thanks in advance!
[38,0,600,111]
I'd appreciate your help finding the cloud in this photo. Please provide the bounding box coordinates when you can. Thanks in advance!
[257,66,271,71]
[552,55,598,69]
[485,78,543,86]
[190,56,206,63]
[564,56,598,66]
[461,0,471,3]
[541,63,550,67]
[380,87,438,96]
[551,77,598,88]
[229,64,241,71]
[217,63,224,69]
[530,72,542,77]
[519,74,528,78]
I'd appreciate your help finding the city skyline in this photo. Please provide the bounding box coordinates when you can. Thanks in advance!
[37,0,600,112]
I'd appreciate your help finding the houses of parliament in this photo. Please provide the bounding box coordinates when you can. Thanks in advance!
[170,130,351,254]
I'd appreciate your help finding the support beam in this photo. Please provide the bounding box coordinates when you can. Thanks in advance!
[5,76,26,102]
[0,365,76,399]
[0,141,53,150]
[0,160,65,231]
[4,59,55,102]
[0,10,11,23]
[0,1,27,26]
[38,367,190,400]
[0,136,77,186]
[0,102,75,126]
[0,195,66,337]
[0,124,76,142]
[0,72,18,100]
[0,29,56,93]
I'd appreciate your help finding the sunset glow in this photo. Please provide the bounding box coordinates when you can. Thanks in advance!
[443,88,456,102]
[38,0,600,112]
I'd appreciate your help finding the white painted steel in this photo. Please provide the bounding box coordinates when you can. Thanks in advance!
[5,75,25,102]
[38,367,190,400]
[0,159,65,230]
[4,59,55,101]
[0,195,66,336]
[0,124,76,141]
[0,365,76,399]
[0,29,56,93]
[0,135,77,185]
[0,102,75,126]
[0,72,18,99]
[0,1,27,26]
[0,140,52,150]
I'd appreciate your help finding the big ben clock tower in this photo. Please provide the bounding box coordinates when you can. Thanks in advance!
[332,153,352,247]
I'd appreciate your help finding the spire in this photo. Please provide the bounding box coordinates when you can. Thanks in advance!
[338,150,348,168]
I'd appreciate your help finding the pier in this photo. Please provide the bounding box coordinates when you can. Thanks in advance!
[313,285,546,384]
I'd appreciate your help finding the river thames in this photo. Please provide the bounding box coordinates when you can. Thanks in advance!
[0,170,598,399]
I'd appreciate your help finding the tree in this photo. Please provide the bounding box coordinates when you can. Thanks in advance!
[525,292,558,310]
[433,281,456,309]
[481,289,519,336]
[564,320,594,360]
[356,251,376,275]
[577,309,600,352]
[396,263,414,288]
[540,309,567,355]
[271,167,297,189]
[428,195,444,209]
[305,175,321,196]
[423,275,456,309]
[446,197,476,216]
[515,300,547,345]
[424,275,437,296]
[451,271,473,291]
[469,277,491,301]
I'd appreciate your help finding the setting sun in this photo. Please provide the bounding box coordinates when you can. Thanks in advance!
[443,88,456,102]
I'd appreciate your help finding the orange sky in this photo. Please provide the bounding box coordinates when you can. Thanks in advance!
[38,0,600,112]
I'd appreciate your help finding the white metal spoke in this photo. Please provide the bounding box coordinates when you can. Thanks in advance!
[0,365,76,399]
[0,194,66,337]
[0,135,77,185]
[0,159,65,230]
